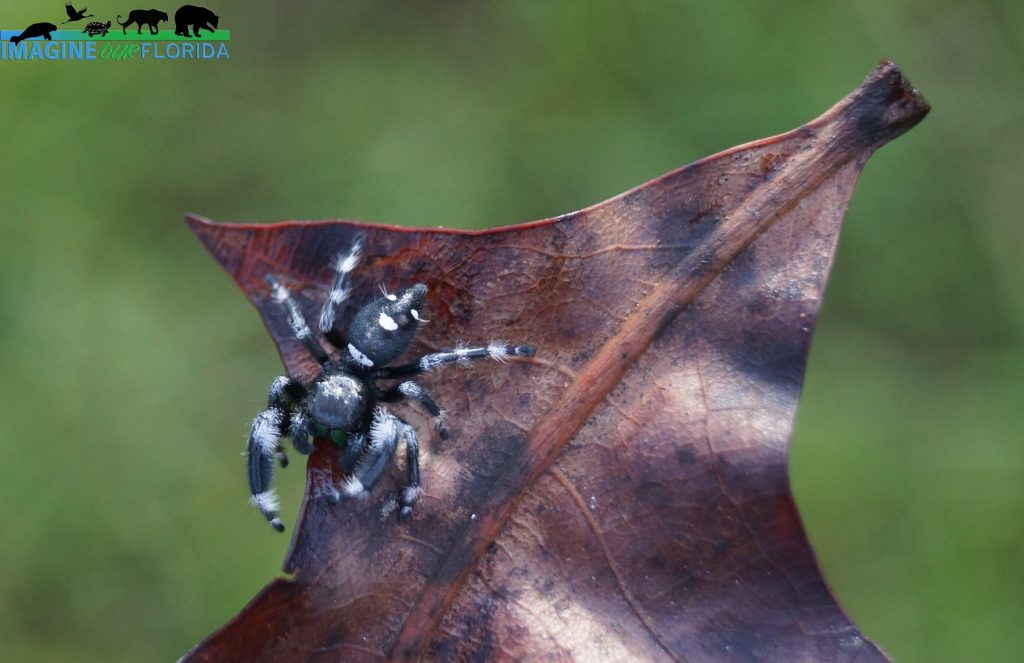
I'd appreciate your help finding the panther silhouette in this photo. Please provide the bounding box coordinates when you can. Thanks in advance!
[174,4,219,38]
[117,9,168,35]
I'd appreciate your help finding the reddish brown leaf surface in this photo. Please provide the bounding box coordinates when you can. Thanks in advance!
[183,62,928,662]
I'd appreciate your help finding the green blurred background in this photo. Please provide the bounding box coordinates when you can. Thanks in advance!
[1,1,1021,660]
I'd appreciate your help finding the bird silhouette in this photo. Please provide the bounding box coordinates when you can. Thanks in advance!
[62,4,94,23]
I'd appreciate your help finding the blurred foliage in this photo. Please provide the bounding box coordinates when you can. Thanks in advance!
[0,1,1021,661]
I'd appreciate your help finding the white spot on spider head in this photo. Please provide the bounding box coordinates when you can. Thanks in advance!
[347,343,374,367]
[386,294,398,302]
[378,312,398,331]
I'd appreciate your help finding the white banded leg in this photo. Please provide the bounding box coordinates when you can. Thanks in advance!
[247,376,308,532]
[339,408,421,519]
[397,421,420,521]
[373,342,535,380]
[319,235,364,338]
[247,408,285,532]
[268,376,309,466]
[382,380,449,438]
[266,275,331,365]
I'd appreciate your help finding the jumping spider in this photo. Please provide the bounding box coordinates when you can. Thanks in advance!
[246,235,535,531]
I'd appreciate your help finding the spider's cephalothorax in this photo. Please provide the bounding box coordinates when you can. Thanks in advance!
[246,236,535,531]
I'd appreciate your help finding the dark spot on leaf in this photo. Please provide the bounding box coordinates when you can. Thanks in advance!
[676,447,696,465]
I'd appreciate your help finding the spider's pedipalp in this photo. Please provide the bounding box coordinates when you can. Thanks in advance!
[289,410,314,455]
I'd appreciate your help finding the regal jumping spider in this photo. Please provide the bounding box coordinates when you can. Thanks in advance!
[246,235,535,531]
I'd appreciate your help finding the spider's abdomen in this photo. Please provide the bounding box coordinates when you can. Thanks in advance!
[308,373,370,431]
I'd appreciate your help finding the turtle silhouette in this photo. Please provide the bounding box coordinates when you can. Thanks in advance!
[10,22,57,43]
[82,20,111,37]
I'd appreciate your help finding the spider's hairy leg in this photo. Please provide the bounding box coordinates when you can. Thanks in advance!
[340,407,403,500]
[265,275,331,365]
[246,408,286,532]
[381,380,450,438]
[374,341,536,379]
[269,376,309,460]
[319,234,364,348]
[397,421,421,521]
[245,376,307,532]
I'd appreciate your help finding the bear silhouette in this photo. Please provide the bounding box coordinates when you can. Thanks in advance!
[174,5,218,38]
[117,9,168,35]
[10,22,57,43]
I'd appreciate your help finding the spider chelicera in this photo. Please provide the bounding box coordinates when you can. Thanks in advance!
[246,235,535,531]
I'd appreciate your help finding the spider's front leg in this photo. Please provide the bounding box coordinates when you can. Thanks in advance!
[373,341,535,380]
[246,376,308,532]
[318,234,364,350]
